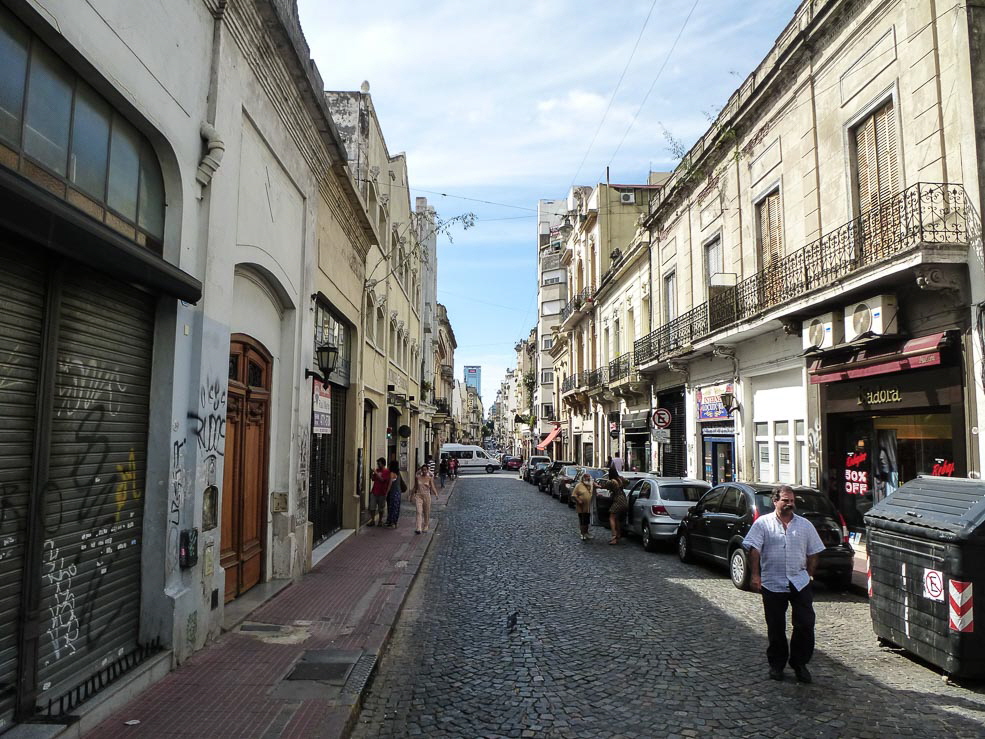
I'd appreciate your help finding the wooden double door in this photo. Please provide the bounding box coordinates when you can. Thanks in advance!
[221,335,271,603]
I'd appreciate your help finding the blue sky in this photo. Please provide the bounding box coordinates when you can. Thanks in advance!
[298,0,796,410]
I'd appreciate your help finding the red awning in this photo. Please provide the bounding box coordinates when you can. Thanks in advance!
[536,423,562,450]
[809,331,951,384]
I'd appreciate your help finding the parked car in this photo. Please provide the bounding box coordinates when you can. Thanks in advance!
[621,477,711,551]
[538,460,575,493]
[502,456,522,471]
[548,465,581,500]
[521,455,551,482]
[530,462,553,488]
[594,470,660,521]
[676,483,854,590]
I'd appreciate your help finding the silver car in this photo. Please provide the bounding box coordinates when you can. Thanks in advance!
[624,477,711,551]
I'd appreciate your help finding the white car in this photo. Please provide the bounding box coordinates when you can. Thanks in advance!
[439,443,501,473]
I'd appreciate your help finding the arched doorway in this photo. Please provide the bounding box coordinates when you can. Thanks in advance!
[222,335,272,602]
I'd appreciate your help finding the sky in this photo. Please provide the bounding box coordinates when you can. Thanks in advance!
[298,0,797,412]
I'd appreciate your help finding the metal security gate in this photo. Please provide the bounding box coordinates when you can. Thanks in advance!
[659,388,687,477]
[309,385,346,543]
[0,237,155,722]
[0,242,46,730]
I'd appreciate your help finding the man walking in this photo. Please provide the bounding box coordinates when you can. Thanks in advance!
[610,451,623,473]
[743,485,825,683]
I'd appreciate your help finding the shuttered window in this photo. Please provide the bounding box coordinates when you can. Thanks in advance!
[854,100,899,213]
[704,237,723,286]
[756,190,782,267]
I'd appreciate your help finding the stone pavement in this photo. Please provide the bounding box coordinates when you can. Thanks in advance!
[355,473,985,739]
[83,477,459,739]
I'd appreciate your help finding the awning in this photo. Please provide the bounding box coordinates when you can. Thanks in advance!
[536,423,562,450]
[621,410,650,430]
[809,331,952,384]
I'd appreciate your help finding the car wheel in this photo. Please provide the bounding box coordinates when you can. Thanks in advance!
[486,465,495,474]
[641,522,657,553]
[729,547,750,590]
[677,532,693,563]
[825,571,853,592]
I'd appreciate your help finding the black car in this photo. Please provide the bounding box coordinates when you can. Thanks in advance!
[529,462,551,487]
[676,483,854,590]
[549,465,581,501]
[538,460,574,493]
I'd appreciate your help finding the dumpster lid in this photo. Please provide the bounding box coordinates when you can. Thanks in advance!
[864,476,985,539]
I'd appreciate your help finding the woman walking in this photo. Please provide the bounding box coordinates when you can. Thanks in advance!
[384,460,404,528]
[571,471,595,541]
[410,463,439,534]
[596,468,628,545]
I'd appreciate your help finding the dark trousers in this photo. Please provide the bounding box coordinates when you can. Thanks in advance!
[761,583,815,669]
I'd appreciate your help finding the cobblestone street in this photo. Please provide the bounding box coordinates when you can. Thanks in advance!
[354,474,985,739]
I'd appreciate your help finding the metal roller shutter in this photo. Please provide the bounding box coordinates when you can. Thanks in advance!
[0,243,46,729]
[36,267,154,708]
[659,389,687,477]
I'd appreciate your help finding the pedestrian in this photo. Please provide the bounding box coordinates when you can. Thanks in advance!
[449,456,459,479]
[384,460,404,528]
[367,457,390,527]
[438,456,449,488]
[410,463,439,534]
[611,451,624,473]
[427,454,436,478]
[571,472,595,541]
[742,485,826,683]
[595,467,628,545]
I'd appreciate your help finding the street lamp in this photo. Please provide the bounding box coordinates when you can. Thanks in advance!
[559,214,574,239]
[305,343,339,389]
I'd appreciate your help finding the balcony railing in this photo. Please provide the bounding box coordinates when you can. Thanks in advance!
[634,183,968,366]
[435,398,450,415]
[561,375,576,392]
[609,352,632,382]
[559,285,595,323]
[586,367,610,389]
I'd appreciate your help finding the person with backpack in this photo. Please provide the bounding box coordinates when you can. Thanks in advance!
[384,460,405,528]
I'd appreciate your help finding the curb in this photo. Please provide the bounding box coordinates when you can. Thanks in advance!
[339,476,458,738]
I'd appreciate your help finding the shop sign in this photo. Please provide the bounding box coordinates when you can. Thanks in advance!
[609,421,619,438]
[844,450,869,495]
[313,382,332,435]
[857,385,902,406]
[696,383,733,421]
[932,458,956,476]
[701,425,734,436]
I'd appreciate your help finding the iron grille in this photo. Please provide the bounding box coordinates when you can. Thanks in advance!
[609,352,632,382]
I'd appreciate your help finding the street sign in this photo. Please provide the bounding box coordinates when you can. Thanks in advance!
[652,408,672,429]
[652,428,671,443]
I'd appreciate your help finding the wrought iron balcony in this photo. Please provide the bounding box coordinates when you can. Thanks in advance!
[434,397,451,415]
[634,182,968,367]
[586,367,610,389]
[559,285,595,323]
[609,352,632,382]
[561,375,577,393]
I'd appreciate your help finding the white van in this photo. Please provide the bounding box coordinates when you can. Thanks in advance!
[439,444,501,474]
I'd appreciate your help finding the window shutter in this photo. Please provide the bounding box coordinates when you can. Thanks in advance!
[875,100,899,201]
[855,114,877,213]
[758,191,782,267]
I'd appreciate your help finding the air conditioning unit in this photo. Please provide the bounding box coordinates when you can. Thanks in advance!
[802,311,842,351]
[843,295,898,342]
[619,191,636,205]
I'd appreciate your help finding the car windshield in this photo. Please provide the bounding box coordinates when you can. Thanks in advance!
[562,466,579,476]
[582,468,608,479]
[659,485,708,502]
[534,462,549,469]
[755,491,836,515]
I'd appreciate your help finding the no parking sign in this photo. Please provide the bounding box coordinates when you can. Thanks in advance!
[923,568,944,602]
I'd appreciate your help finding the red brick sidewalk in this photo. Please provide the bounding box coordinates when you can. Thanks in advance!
[83,483,455,739]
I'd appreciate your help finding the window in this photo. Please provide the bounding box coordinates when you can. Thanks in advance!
[700,489,725,513]
[704,237,723,287]
[543,268,565,285]
[756,189,782,269]
[541,369,554,384]
[719,488,741,515]
[541,299,564,315]
[23,43,72,175]
[663,271,677,322]
[542,337,553,350]
[541,403,555,420]
[853,99,899,213]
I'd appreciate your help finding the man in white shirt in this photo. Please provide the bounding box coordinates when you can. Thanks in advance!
[743,485,826,683]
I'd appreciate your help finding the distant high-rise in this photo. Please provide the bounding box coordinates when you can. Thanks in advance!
[464,365,481,395]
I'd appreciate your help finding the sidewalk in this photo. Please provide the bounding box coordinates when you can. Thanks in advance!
[81,480,457,739]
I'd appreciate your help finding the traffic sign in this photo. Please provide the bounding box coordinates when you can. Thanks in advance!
[652,408,672,429]
[652,428,671,443]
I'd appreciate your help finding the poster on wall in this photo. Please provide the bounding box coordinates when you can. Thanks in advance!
[696,383,734,421]
[313,382,332,435]
[873,429,898,503]
[844,447,870,496]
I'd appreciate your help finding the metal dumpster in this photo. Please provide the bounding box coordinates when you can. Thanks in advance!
[865,476,985,678]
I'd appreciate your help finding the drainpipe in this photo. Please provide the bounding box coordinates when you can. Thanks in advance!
[196,1,227,197]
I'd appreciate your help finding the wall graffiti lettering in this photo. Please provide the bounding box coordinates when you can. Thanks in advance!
[56,357,128,418]
[42,539,80,661]
[114,449,138,522]
[167,439,185,574]
[295,425,310,528]
[189,378,227,455]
